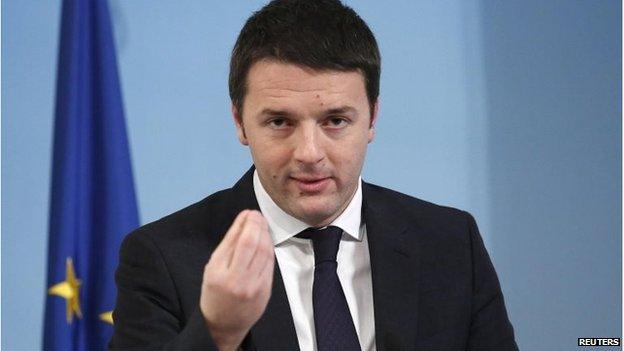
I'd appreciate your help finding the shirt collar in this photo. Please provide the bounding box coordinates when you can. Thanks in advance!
[253,170,363,246]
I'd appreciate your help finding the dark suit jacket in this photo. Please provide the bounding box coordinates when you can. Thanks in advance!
[110,167,518,351]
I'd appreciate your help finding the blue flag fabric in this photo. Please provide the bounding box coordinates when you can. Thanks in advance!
[43,0,139,350]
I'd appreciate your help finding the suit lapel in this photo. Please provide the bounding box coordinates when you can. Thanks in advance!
[363,182,420,351]
[248,264,300,350]
[231,167,300,351]
[231,170,421,350]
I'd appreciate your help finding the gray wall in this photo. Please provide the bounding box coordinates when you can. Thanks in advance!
[482,1,622,347]
[2,1,620,350]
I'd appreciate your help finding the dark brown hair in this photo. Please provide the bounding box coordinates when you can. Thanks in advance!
[229,0,381,116]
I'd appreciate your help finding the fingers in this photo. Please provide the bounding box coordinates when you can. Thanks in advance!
[199,210,274,347]
[221,210,250,248]
[248,222,274,278]
[230,211,268,272]
[210,210,250,264]
[208,209,274,287]
[258,248,275,287]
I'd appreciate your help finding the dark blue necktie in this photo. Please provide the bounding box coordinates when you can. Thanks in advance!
[297,226,362,351]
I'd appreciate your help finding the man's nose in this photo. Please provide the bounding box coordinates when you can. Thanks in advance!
[293,124,325,165]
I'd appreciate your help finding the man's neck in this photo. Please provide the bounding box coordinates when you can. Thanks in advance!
[252,170,363,245]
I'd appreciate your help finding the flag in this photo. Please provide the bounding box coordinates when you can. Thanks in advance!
[43,0,139,350]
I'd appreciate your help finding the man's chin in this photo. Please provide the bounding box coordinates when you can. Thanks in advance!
[290,201,340,227]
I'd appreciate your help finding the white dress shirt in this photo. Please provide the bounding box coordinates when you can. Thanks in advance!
[253,171,376,351]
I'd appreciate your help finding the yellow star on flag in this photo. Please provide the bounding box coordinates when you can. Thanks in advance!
[48,257,82,323]
[99,311,114,325]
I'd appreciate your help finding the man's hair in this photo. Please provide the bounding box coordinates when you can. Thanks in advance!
[229,0,381,117]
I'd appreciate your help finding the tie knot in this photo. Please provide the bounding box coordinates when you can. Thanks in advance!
[297,226,343,264]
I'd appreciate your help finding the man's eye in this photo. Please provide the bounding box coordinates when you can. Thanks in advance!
[324,117,348,129]
[268,118,290,129]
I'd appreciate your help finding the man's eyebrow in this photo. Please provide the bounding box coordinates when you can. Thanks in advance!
[325,106,358,115]
[258,108,292,117]
[257,106,359,117]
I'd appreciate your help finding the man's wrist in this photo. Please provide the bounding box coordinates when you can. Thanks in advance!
[203,317,245,351]
[209,332,243,351]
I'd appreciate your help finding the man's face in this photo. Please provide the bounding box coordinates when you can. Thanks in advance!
[233,60,378,227]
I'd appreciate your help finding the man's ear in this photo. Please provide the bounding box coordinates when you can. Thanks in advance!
[368,98,379,143]
[232,104,249,145]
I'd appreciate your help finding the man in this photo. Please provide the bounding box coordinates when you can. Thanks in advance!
[110,1,518,350]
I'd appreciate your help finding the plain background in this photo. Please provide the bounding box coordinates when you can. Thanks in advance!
[2,1,621,350]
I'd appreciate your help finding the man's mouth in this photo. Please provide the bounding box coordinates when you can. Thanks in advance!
[290,176,331,193]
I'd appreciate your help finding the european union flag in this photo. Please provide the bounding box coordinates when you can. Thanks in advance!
[43,0,139,350]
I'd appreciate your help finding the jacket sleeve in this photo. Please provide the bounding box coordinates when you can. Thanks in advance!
[465,212,519,351]
[109,229,220,351]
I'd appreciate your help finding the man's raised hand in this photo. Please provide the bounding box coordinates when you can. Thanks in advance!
[200,210,275,351]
